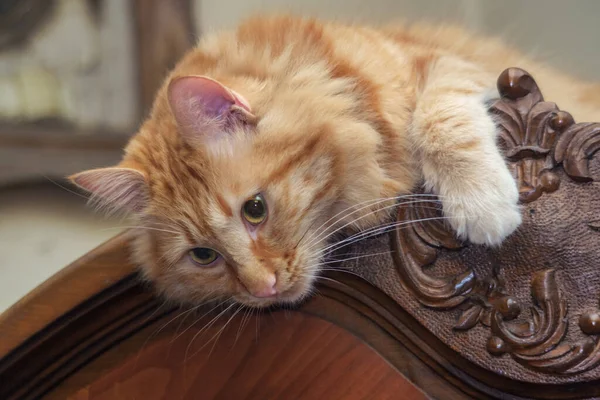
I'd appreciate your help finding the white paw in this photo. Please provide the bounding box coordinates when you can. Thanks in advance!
[443,166,521,246]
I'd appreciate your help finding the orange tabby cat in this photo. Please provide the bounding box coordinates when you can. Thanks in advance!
[70,16,600,307]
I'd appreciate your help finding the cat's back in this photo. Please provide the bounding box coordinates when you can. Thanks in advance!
[172,15,600,124]
[192,16,412,87]
[198,15,525,86]
[381,21,600,121]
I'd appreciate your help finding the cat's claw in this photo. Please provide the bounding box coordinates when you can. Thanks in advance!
[443,168,522,246]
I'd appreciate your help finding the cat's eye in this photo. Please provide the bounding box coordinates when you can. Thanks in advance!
[242,194,267,225]
[189,247,219,266]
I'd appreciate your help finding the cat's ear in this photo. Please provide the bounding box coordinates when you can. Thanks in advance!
[69,167,148,214]
[167,75,255,142]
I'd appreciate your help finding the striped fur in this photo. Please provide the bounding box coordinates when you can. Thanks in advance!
[71,15,600,308]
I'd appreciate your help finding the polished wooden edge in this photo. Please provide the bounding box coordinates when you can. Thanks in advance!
[310,274,600,399]
[0,253,451,400]
[132,0,196,116]
[0,230,137,359]
[3,232,600,399]
[0,274,167,399]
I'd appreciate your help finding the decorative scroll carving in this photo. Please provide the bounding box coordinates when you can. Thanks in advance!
[391,68,600,375]
[493,68,600,202]
[392,199,472,309]
[555,122,600,182]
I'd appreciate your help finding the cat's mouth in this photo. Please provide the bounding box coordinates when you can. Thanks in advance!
[236,275,314,308]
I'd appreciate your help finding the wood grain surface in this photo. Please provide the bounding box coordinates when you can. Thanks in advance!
[61,311,427,400]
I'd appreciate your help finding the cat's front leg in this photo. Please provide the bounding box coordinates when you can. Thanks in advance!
[411,57,521,246]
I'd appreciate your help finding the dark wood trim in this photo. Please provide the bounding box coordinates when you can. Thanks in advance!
[132,0,196,117]
[48,303,429,400]
[0,274,165,400]
[3,232,600,399]
[304,274,600,400]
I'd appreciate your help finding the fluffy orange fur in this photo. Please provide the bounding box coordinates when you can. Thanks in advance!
[71,15,600,308]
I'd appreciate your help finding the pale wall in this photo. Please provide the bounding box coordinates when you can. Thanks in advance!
[193,0,600,81]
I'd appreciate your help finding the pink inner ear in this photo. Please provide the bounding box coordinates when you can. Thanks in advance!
[69,167,148,214]
[169,76,235,119]
[168,76,252,140]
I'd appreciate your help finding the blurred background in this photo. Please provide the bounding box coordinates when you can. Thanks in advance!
[1,0,599,312]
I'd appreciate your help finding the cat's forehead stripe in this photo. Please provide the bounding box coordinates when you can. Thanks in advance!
[265,135,322,183]
[250,237,281,270]
[215,193,233,217]
[179,221,197,245]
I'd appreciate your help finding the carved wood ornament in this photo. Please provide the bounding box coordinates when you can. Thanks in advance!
[387,68,600,377]
[2,68,600,400]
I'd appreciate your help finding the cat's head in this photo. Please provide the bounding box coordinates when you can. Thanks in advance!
[71,72,392,308]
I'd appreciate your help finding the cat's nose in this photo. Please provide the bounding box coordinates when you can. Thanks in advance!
[250,274,277,298]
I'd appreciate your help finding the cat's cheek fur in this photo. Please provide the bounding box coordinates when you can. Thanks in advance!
[146,263,233,305]
[133,231,228,304]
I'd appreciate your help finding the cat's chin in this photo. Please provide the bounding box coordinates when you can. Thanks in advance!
[235,292,308,308]
[235,279,314,308]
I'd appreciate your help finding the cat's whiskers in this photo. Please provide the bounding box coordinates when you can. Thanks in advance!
[303,198,446,252]
[318,215,450,257]
[255,306,261,342]
[133,302,205,369]
[303,193,447,245]
[170,297,230,343]
[289,217,449,305]
[317,250,394,266]
[189,304,245,362]
[44,175,91,200]
[249,307,258,342]
[322,250,386,258]
[311,275,354,290]
[294,218,319,250]
[139,298,170,326]
[233,306,254,348]
[303,194,443,249]
[300,256,387,277]
[167,302,203,358]
[185,302,236,361]
[301,267,366,281]
[98,225,181,235]
[305,200,445,254]
[147,302,204,342]
[301,254,390,281]
[327,216,449,255]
